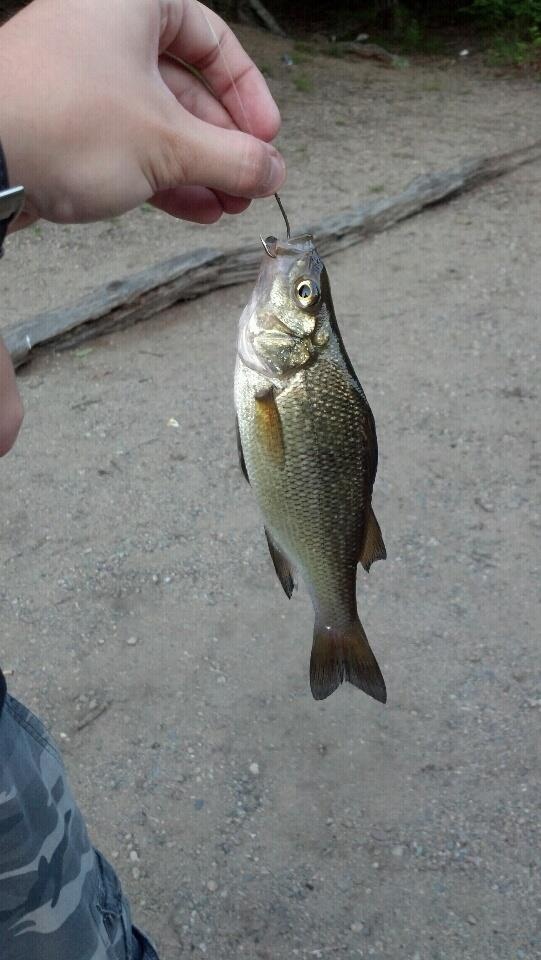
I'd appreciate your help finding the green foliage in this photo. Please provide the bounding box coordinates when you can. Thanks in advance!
[293,41,317,55]
[213,0,541,67]
[293,73,312,92]
[216,0,541,35]
[485,25,541,63]
[465,0,541,29]
[327,43,346,58]
[401,15,422,48]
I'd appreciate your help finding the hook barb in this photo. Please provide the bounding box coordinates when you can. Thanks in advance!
[260,235,277,257]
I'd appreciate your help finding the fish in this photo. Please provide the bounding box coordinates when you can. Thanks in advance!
[234,229,387,702]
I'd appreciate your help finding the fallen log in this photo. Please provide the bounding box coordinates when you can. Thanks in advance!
[5,140,541,367]
[333,41,397,66]
[246,0,286,37]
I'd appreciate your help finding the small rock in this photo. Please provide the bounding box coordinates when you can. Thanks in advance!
[126,636,138,646]
[350,922,364,933]
[207,880,217,892]
[132,867,140,880]
[467,915,477,925]
[129,850,139,862]
[249,762,260,776]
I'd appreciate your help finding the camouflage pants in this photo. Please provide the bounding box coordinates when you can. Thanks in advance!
[0,695,160,960]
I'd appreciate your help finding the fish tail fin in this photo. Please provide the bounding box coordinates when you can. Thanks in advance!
[310,617,386,704]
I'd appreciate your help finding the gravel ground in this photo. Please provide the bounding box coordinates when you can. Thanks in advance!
[1,27,540,960]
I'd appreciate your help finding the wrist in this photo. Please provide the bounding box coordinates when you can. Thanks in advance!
[0,17,47,228]
[0,139,25,253]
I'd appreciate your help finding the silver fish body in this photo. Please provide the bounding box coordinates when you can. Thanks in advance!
[234,234,386,702]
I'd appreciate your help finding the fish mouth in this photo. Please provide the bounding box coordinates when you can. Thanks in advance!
[260,234,315,259]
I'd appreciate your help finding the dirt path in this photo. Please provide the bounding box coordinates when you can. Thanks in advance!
[1,29,540,960]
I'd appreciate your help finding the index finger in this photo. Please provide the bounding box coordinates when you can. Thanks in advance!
[160,0,281,142]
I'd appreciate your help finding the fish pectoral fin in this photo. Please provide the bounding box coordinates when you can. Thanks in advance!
[254,386,285,467]
[310,618,386,704]
[359,506,387,573]
[236,415,249,483]
[264,528,295,599]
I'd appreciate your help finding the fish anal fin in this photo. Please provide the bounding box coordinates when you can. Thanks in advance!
[310,617,386,704]
[359,506,387,573]
[254,386,285,467]
[236,415,249,483]
[264,528,295,598]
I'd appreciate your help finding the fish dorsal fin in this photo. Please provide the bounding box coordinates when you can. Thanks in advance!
[254,386,285,467]
[264,527,295,598]
[359,506,387,573]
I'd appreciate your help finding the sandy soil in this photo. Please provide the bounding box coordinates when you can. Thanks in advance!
[1,28,540,960]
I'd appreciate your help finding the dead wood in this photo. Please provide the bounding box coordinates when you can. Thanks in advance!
[5,141,541,368]
[334,42,397,66]
[237,0,286,36]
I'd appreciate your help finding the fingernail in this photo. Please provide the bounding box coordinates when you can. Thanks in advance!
[265,150,286,194]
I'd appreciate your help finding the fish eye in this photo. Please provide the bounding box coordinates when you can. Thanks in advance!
[295,278,320,308]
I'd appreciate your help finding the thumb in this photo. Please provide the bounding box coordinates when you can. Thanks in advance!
[155,111,286,199]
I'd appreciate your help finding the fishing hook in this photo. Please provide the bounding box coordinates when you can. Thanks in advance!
[274,193,291,240]
[260,235,277,258]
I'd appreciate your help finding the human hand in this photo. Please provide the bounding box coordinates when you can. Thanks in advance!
[0,0,285,226]
[0,338,23,456]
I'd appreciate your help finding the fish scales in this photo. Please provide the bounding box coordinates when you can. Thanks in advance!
[236,359,371,621]
[234,232,387,702]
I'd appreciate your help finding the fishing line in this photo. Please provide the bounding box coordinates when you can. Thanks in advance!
[198,7,291,239]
